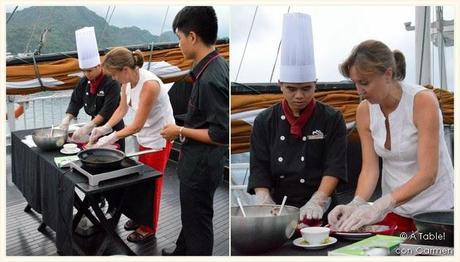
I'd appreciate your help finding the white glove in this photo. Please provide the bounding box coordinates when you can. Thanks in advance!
[93,132,119,148]
[338,194,396,232]
[254,190,275,205]
[71,121,95,143]
[300,191,331,220]
[327,196,367,230]
[58,114,73,131]
[89,123,112,144]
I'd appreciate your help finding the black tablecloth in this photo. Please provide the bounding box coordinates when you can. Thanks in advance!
[11,129,161,255]
[231,235,356,256]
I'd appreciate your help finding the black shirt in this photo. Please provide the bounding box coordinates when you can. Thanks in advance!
[248,101,348,207]
[184,50,229,145]
[176,50,229,190]
[66,75,124,131]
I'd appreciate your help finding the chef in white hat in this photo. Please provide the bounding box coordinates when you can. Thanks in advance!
[247,13,347,224]
[59,26,125,151]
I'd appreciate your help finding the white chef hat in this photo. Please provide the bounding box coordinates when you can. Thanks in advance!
[279,13,316,83]
[75,27,100,69]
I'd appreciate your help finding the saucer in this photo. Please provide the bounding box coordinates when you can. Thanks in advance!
[60,148,81,155]
[293,237,337,250]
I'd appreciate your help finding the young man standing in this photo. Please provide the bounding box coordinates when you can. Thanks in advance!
[161,6,229,256]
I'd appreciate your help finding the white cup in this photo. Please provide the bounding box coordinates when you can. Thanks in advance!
[63,143,77,151]
[300,227,330,245]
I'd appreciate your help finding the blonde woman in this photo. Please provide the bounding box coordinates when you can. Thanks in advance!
[328,40,454,233]
[89,47,175,243]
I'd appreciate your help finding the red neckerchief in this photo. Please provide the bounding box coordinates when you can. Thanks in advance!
[89,69,104,95]
[281,98,316,139]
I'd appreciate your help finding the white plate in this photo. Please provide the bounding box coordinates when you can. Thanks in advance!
[60,148,81,155]
[292,237,337,250]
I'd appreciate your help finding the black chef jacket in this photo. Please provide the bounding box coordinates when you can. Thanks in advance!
[66,75,124,136]
[248,101,347,208]
[177,50,229,189]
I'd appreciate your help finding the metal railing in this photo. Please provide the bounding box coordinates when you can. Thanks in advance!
[7,91,79,132]
[6,91,135,146]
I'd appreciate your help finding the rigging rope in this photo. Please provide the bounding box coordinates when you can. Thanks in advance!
[104,6,110,22]
[148,6,170,71]
[418,6,427,85]
[24,8,42,53]
[436,6,445,111]
[235,6,258,82]
[436,6,446,89]
[6,6,18,24]
[269,6,290,83]
[35,7,56,55]
[100,6,116,45]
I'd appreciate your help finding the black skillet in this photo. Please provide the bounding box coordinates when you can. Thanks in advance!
[77,147,159,170]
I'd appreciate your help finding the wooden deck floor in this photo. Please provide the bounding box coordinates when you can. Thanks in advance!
[5,150,229,256]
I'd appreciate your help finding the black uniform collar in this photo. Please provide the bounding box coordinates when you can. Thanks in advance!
[189,49,219,81]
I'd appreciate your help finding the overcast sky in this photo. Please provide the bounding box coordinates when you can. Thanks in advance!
[231,5,455,90]
[5,5,229,38]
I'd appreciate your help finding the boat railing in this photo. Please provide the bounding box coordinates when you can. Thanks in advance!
[5,91,135,146]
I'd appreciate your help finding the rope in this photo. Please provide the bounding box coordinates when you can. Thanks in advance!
[24,7,42,53]
[418,6,427,85]
[235,6,258,82]
[6,6,18,24]
[98,5,111,45]
[269,6,290,83]
[31,54,46,91]
[148,6,170,71]
[100,6,116,45]
[436,6,445,110]
[104,5,110,21]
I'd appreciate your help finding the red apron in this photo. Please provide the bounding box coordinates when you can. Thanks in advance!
[379,212,417,233]
[137,142,173,233]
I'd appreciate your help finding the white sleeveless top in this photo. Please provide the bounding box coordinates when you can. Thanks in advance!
[128,68,175,150]
[368,82,453,217]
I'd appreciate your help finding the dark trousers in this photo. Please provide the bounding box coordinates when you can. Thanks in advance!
[175,181,218,255]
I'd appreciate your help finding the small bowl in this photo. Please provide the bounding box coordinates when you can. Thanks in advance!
[63,143,78,151]
[300,227,330,245]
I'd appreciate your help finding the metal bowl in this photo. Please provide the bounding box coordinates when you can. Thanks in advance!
[231,205,299,254]
[32,128,67,151]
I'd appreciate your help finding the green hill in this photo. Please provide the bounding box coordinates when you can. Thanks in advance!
[6,6,175,55]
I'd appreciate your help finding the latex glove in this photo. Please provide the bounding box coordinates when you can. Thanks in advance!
[300,191,331,220]
[254,190,275,205]
[58,114,73,132]
[328,196,367,230]
[93,132,119,148]
[89,123,112,144]
[338,194,396,232]
[71,121,95,143]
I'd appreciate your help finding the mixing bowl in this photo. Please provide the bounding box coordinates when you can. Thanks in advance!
[231,205,299,254]
[32,128,67,151]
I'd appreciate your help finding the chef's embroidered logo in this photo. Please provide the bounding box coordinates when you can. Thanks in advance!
[97,90,105,96]
[307,130,324,140]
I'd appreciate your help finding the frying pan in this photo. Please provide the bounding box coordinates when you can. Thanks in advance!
[412,210,453,245]
[77,148,159,170]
